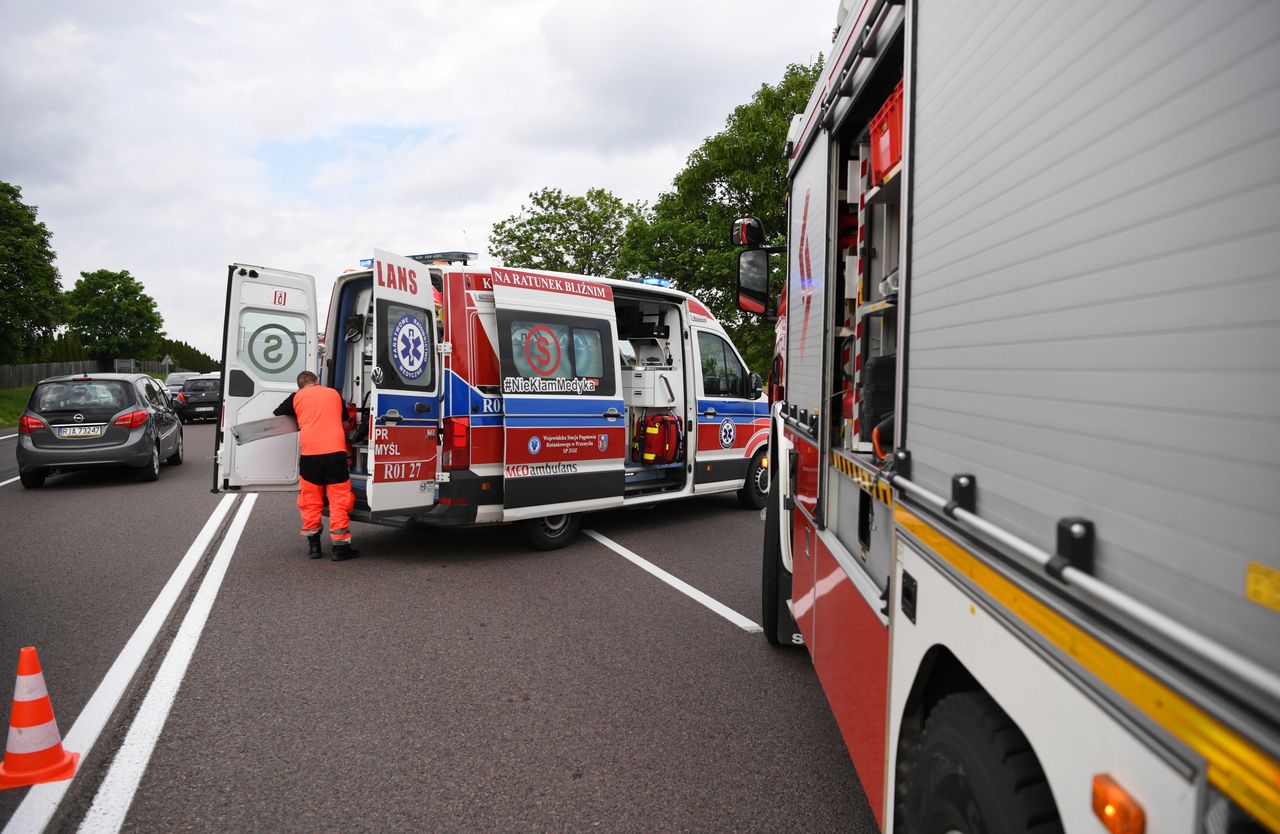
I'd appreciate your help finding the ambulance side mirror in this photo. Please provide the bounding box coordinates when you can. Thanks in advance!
[748,372,763,400]
[736,249,773,319]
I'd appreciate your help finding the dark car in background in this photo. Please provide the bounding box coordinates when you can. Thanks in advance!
[175,373,221,423]
[163,371,201,395]
[15,373,184,488]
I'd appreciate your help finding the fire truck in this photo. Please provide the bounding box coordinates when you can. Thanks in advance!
[733,1,1280,831]
[213,249,768,549]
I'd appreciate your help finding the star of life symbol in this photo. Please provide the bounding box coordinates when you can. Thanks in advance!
[719,418,737,449]
[528,435,542,455]
[392,315,427,380]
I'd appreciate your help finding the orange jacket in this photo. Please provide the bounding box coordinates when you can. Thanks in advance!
[275,384,346,456]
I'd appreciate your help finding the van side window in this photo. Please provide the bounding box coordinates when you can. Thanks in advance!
[496,311,615,396]
[697,331,746,398]
[376,300,435,390]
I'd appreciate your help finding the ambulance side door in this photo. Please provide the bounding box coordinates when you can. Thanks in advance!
[367,249,441,516]
[491,269,625,521]
[691,328,767,492]
[216,264,318,492]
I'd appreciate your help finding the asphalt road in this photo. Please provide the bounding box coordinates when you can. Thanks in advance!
[1,424,875,832]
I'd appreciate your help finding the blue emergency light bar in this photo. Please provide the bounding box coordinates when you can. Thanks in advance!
[357,251,478,269]
[642,275,672,287]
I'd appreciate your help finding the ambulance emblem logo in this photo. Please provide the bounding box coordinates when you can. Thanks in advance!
[528,436,542,455]
[719,418,737,449]
[391,314,427,381]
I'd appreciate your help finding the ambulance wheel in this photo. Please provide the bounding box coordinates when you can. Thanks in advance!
[900,691,1062,834]
[738,449,769,509]
[520,513,581,550]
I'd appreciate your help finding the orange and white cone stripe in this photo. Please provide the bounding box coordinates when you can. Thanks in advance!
[0,646,79,790]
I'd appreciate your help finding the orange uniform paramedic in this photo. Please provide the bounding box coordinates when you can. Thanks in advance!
[274,371,358,561]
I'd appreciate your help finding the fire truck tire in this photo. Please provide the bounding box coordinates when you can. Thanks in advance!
[520,513,581,550]
[761,476,789,647]
[738,449,769,509]
[901,691,1062,834]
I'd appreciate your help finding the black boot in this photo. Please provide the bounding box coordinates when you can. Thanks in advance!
[307,533,323,559]
[331,543,360,562]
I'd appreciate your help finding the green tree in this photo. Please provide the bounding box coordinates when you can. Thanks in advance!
[64,269,164,360]
[619,60,822,373]
[157,337,219,373]
[0,182,64,363]
[489,187,644,278]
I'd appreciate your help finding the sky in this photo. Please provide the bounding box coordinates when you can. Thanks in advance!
[0,0,835,358]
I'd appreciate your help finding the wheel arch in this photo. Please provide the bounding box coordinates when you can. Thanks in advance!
[892,644,1060,829]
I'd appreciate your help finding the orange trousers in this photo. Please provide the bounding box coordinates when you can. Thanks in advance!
[298,478,355,543]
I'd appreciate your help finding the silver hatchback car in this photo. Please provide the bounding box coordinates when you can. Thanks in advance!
[16,373,184,488]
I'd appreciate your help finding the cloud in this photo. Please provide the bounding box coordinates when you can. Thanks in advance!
[1,1,831,356]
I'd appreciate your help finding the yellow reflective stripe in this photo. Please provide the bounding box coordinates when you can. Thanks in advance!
[896,507,1280,832]
[830,451,894,505]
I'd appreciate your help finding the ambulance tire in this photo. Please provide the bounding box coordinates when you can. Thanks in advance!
[901,691,1062,834]
[761,477,788,647]
[737,448,769,509]
[520,513,581,551]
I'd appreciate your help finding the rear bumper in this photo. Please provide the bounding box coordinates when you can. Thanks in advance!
[176,402,219,420]
[347,470,502,527]
[17,429,154,473]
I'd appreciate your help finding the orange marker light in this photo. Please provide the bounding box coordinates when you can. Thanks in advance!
[1092,774,1145,834]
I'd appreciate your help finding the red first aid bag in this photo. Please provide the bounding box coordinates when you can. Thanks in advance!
[640,414,682,465]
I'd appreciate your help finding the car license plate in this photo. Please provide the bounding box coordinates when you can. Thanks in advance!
[57,425,104,438]
[196,406,214,412]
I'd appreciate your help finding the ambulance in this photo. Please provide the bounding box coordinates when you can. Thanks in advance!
[213,249,769,548]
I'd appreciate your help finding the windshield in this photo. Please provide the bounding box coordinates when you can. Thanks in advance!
[33,380,132,412]
[165,372,197,385]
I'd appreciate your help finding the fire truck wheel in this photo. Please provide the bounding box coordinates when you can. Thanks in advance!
[738,449,769,509]
[901,691,1062,834]
[520,513,581,550]
[761,477,787,647]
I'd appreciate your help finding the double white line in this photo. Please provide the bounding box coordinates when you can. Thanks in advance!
[3,494,257,834]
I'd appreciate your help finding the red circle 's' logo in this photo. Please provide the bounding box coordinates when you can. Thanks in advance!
[524,325,561,376]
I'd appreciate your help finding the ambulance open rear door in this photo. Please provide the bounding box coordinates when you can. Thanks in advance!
[366,248,441,517]
[491,268,626,520]
[216,264,318,492]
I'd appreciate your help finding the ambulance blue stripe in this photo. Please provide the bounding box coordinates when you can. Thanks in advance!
[504,397,624,417]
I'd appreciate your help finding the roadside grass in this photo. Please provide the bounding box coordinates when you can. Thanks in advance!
[0,387,33,430]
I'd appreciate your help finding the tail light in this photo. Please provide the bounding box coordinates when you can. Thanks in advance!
[177,393,187,404]
[441,416,470,470]
[113,409,149,429]
[19,415,46,434]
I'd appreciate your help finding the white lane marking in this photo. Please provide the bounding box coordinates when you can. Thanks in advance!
[79,493,257,834]
[2,494,238,834]
[584,529,762,633]
[0,476,18,488]
[0,433,17,441]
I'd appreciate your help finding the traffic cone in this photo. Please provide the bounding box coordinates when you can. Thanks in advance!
[0,647,78,790]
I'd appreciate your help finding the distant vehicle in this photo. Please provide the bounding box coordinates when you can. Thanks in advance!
[16,373,183,488]
[175,374,221,423]
[163,371,200,394]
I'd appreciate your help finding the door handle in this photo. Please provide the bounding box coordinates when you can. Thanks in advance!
[414,402,431,413]
[702,407,717,418]
[602,407,622,421]
[381,409,404,425]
